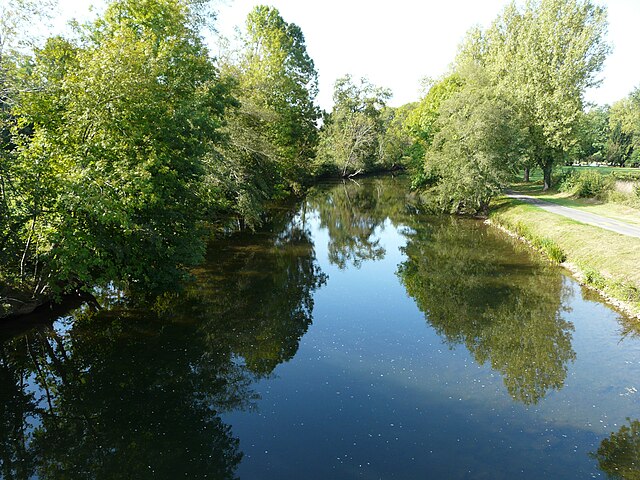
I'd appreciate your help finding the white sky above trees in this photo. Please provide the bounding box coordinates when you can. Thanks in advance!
[52,0,640,111]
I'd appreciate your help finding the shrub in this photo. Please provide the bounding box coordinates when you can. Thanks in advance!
[560,169,613,198]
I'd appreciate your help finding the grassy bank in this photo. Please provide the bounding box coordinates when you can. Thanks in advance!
[489,196,640,318]
[511,189,640,227]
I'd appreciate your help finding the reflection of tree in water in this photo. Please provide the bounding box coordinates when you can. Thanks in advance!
[593,419,640,479]
[308,178,411,269]
[0,316,246,480]
[397,216,576,405]
[0,203,326,479]
[188,205,327,375]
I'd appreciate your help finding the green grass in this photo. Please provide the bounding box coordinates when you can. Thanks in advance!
[490,196,640,315]
[564,165,640,178]
[510,167,640,226]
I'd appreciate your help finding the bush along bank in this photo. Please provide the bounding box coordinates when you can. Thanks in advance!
[488,197,640,319]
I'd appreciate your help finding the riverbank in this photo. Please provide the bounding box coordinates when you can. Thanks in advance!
[488,196,640,319]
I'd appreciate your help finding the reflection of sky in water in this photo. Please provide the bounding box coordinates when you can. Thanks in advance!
[224,194,640,479]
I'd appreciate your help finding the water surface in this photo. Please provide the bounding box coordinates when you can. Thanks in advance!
[1,177,639,479]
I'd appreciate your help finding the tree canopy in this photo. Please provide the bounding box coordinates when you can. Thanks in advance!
[0,0,325,312]
[316,75,393,177]
[406,0,610,212]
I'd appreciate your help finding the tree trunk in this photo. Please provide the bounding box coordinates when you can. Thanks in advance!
[542,163,553,191]
[524,166,530,182]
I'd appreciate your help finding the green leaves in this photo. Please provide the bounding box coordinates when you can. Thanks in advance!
[0,0,326,305]
[423,69,525,214]
[237,5,320,189]
[316,75,392,177]
[477,0,610,188]
[1,0,236,300]
[409,0,611,206]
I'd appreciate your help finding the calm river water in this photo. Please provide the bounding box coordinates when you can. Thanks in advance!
[1,177,640,479]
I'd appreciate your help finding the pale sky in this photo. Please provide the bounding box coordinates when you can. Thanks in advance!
[51,0,640,111]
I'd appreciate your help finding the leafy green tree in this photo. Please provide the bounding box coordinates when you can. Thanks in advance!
[0,0,57,305]
[237,5,320,191]
[316,75,391,177]
[608,90,640,166]
[405,74,463,149]
[422,67,525,214]
[378,103,416,171]
[11,0,234,298]
[606,120,633,167]
[459,0,609,190]
[574,106,610,163]
[403,74,463,186]
[204,79,279,229]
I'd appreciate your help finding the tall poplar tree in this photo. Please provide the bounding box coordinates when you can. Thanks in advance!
[238,5,320,191]
[461,0,609,190]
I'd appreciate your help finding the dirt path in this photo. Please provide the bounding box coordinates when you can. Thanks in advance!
[505,192,640,238]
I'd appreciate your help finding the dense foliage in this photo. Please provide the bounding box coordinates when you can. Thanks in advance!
[2,0,638,313]
[315,75,413,177]
[405,0,610,212]
[0,0,327,312]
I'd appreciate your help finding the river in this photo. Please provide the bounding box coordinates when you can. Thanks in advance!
[1,176,639,479]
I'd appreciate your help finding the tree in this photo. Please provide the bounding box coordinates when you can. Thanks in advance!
[316,75,391,177]
[405,73,463,149]
[460,0,609,190]
[11,0,234,297]
[237,5,320,191]
[608,90,640,166]
[574,106,610,163]
[378,103,416,171]
[422,67,525,214]
[606,120,633,167]
[403,74,463,186]
[0,0,57,302]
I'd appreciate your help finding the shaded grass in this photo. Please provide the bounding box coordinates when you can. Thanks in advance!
[490,196,640,315]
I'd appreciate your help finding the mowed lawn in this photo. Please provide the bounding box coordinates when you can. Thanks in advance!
[510,166,640,226]
[490,195,640,315]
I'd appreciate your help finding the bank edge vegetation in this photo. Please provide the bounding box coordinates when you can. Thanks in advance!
[1,0,639,316]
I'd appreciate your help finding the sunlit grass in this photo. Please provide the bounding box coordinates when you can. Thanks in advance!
[490,196,640,314]
[509,167,640,226]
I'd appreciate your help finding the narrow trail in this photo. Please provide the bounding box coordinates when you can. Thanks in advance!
[505,192,640,239]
